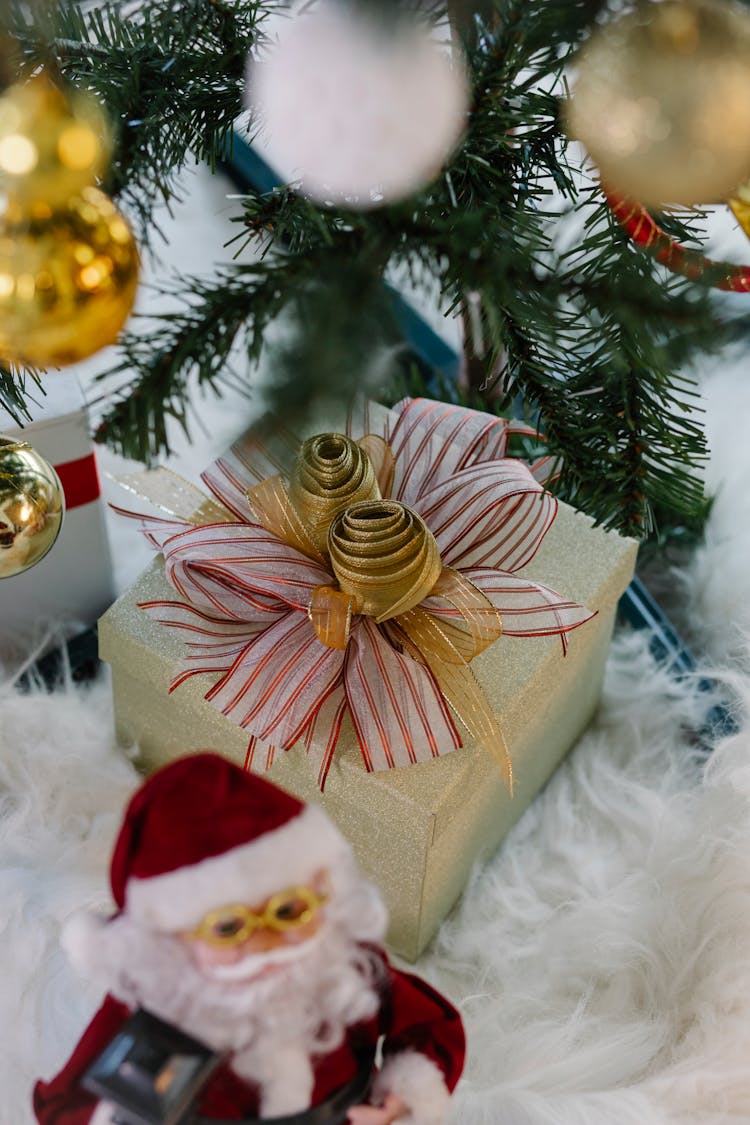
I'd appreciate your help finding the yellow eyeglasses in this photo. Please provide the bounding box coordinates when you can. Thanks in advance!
[185,886,328,947]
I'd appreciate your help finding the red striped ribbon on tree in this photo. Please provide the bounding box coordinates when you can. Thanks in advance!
[605,190,750,293]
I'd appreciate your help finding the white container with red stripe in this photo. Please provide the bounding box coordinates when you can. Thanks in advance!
[0,372,115,646]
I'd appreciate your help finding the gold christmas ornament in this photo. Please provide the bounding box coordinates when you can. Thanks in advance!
[0,75,111,207]
[566,0,750,205]
[0,436,64,578]
[0,72,139,368]
[0,187,139,367]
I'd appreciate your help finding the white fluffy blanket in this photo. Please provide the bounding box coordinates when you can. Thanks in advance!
[4,176,750,1124]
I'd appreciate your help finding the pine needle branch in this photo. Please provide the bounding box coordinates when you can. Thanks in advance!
[1,0,741,538]
[5,0,268,236]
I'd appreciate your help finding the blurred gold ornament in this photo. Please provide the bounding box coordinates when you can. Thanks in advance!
[0,187,139,367]
[0,75,111,207]
[0,436,64,578]
[328,499,442,622]
[566,0,750,205]
[0,71,139,368]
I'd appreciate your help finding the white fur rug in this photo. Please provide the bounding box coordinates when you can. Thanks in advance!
[5,174,750,1124]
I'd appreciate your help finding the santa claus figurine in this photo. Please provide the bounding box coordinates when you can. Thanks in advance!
[33,753,465,1125]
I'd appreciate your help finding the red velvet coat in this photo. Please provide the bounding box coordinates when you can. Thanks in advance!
[33,953,465,1124]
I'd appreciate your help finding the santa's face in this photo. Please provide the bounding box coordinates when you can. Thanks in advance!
[68,850,388,1061]
[179,869,330,982]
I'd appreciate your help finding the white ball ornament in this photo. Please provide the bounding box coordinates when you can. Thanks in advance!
[247,3,470,208]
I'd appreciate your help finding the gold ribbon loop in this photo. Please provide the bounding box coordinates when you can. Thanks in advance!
[426,567,504,661]
[247,475,324,562]
[115,468,234,525]
[308,585,356,649]
[396,607,513,791]
[289,434,381,554]
[328,499,442,623]
[356,433,395,499]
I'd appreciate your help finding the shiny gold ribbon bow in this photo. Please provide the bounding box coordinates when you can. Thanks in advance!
[248,433,513,789]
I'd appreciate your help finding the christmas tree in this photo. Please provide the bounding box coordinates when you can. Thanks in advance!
[3,0,749,538]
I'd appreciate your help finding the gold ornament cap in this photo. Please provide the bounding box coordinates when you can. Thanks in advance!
[0,436,65,579]
[566,0,750,205]
[0,75,111,206]
[288,433,381,554]
[328,499,442,622]
[729,177,750,237]
[0,186,139,368]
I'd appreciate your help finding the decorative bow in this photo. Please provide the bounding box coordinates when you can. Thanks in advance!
[116,398,595,790]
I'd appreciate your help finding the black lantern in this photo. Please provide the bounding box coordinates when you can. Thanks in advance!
[83,1008,220,1125]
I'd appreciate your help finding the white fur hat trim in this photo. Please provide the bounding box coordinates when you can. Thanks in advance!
[125,804,350,932]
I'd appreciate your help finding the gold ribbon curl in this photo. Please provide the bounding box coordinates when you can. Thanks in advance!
[288,434,383,555]
[328,499,442,622]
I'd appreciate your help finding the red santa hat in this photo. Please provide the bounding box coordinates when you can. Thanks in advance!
[109,752,352,933]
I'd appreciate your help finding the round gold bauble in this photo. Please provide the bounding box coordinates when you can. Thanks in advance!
[0,187,139,367]
[0,75,111,206]
[566,0,750,205]
[0,436,64,579]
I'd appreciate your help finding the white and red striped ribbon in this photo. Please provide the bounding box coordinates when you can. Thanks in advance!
[125,398,594,788]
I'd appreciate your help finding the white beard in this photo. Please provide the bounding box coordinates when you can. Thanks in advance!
[71,858,388,1116]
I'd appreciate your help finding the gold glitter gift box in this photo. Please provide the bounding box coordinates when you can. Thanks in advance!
[99,447,637,960]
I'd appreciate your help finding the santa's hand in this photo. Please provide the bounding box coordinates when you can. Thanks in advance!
[90,1101,119,1125]
[348,1093,407,1125]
